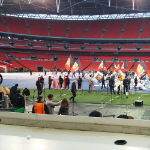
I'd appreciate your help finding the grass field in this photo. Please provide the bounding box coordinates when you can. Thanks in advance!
[26,89,150,106]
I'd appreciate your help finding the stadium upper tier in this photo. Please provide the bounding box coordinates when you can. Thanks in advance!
[0,17,150,39]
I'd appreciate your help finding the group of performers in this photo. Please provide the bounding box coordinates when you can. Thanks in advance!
[35,70,148,98]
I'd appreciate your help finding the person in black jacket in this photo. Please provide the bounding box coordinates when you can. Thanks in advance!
[65,75,70,89]
[48,76,53,89]
[22,88,30,96]
[101,75,106,89]
[109,75,115,94]
[36,77,42,96]
[10,84,18,105]
[22,88,30,101]
[69,81,77,103]
[59,75,64,88]
[13,89,25,109]
[123,77,130,94]
[77,76,82,89]
[39,76,44,89]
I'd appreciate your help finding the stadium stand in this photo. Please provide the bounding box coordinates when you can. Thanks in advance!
[0,15,150,72]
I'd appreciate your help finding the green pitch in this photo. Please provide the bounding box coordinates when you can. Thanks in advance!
[25,89,150,106]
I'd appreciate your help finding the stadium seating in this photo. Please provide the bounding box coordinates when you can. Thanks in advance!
[1,16,150,72]
[1,16,150,39]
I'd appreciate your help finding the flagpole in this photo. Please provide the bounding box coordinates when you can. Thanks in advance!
[107,62,114,71]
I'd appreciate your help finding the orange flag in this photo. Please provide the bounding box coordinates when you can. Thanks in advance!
[121,62,124,70]
[71,61,79,72]
[53,78,57,88]
[136,63,145,76]
[98,61,104,70]
[65,55,71,71]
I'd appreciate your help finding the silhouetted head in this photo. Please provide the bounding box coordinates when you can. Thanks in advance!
[15,84,18,87]
[61,98,69,107]
[37,96,43,103]
[48,94,54,100]
[89,111,102,117]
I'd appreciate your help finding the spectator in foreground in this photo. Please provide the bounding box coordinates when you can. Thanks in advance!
[13,89,25,113]
[58,98,69,115]
[117,114,134,119]
[22,88,30,101]
[89,110,102,117]
[32,96,49,114]
[46,94,61,114]
[10,84,18,105]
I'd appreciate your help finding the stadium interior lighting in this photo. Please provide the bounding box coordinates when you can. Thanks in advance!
[0,0,4,6]
[28,0,32,4]
[8,36,11,40]
[4,12,150,20]
[132,0,135,10]
[108,0,111,7]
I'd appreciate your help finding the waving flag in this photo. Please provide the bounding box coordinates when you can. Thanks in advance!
[71,61,79,72]
[121,62,124,70]
[114,63,120,71]
[98,61,104,70]
[65,55,71,71]
[136,63,145,76]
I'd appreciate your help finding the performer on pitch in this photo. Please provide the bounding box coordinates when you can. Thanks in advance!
[36,77,43,96]
[69,80,77,103]
[77,76,82,90]
[109,75,115,94]
[88,75,93,93]
[65,75,70,89]
[58,75,64,89]
[101,75,106,89]
[123,76,130,94]
[48,76,53,89]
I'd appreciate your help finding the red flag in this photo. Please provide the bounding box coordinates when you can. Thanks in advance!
[71,61,79,72]
[65,55,71,71]
[53,78,57,88]
[121,62,124,70]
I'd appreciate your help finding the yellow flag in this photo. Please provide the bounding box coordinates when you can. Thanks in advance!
[98,61,103,70]
[65,57,71,71]
[71,61,79,72]
[136,64,145,76]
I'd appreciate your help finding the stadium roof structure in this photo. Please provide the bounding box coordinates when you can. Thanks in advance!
[1,0,150,20]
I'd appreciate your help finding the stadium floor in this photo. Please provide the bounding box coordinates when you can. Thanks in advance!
[25,101,150,120]
[1,72,150,120]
